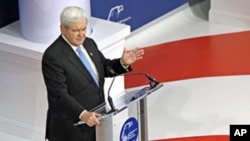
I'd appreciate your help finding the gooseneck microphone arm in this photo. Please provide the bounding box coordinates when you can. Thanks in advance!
[144,74,160,89]
[106,66,119,113]
[107,76,117,113]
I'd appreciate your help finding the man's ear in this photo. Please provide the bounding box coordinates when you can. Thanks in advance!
[60,24,66,34]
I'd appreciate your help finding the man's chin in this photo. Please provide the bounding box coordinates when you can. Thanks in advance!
[76,41,84,45]
[77,40,84,44]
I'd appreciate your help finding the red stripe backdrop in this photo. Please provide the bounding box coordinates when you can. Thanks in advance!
[125,31,250,88]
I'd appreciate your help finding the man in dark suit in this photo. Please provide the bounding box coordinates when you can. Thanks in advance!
[42,6,144,141]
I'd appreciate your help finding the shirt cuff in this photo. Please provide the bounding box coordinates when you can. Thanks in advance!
[120,59,129,70]
[79,110,87,119]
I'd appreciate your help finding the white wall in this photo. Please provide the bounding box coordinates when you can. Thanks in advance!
[210,0,250,28]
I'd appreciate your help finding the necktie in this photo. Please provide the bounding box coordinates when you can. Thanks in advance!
[76,47,99,86]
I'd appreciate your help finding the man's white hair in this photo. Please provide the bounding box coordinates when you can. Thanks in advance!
[60,6,87,27]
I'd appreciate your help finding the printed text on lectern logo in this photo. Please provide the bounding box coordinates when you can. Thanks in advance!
[230,125,250,141]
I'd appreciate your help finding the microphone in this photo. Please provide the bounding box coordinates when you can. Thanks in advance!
[125,72,160,89]
[106,66,160,112]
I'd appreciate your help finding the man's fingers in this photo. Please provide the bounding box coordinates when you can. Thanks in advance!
[94,113,101,125]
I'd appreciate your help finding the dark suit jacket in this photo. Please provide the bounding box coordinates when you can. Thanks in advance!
[42,36,131,141]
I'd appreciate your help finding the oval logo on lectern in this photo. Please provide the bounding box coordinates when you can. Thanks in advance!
[120,117,139,141]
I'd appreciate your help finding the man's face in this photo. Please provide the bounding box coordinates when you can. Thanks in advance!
[61,19,88,46]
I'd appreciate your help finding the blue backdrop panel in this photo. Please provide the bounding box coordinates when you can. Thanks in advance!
[91,0,189,31]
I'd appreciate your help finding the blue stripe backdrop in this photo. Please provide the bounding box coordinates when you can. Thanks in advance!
[91,0,189,31]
